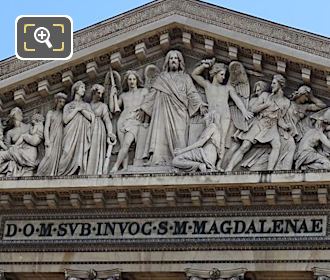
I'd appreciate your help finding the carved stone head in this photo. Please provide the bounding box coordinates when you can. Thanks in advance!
[9,107,23,124]
[252,81,269,97]
[271,74,286,93]
[291,85,312,103]
[209,63,228,84]
[54,92,68,110]
[91,84,105,101]
[122,70,143,92]
[31,113,44,125]
[163,50,185,72]
[71,80,86,99]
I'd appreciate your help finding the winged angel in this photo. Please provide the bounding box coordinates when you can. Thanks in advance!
[191,59,253,170]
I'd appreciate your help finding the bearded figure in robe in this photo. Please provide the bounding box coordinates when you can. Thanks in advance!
[137,50,207,165]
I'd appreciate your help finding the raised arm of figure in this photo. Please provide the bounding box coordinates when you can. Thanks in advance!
[310,94,327,109]
[191,63,210,89]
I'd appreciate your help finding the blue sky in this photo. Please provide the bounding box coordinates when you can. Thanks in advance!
[1,0,329,61]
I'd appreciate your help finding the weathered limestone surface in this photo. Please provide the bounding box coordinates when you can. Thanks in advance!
[0,0,330,278]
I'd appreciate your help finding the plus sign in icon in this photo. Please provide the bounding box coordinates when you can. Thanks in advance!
[16,15,73,60]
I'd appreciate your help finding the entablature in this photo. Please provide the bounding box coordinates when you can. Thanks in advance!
[0,171,329,210]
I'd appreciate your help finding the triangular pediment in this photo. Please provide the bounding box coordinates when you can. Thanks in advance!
[1,1,330,262]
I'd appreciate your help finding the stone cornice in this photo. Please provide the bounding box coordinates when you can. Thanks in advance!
[0,170,329,190]
[0,171,329,209]
[0,0,329,82]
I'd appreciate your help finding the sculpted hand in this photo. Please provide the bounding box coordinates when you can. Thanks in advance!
[136,109,145,122]
[174,148,183,156]
[201,61,211,69]
[200,105,208,115]
[243,110,254,120]
[201,58,215,68]
[110,85,118,96]
[107,133,117,145]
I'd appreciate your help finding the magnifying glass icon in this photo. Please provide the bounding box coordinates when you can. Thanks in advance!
[34,27,53,48]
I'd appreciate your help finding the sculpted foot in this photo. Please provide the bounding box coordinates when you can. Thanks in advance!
[216,161,223,171]
[225,165,232,172]
[110,165,119,173]
[198,163,207,172]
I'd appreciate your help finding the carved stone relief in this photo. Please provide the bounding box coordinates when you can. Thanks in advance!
[65,268,121,280]
[185,268,247,280]
[0,50,330,177]
[313,267,330,280]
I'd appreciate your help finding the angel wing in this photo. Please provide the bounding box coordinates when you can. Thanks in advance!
[144,64,160,89]
[103,67,122,112]
[228,61,250,132]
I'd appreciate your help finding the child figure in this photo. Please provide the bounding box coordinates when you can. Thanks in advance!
[15,113,44,147]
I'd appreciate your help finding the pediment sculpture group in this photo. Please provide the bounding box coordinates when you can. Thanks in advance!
[1,50,330,177]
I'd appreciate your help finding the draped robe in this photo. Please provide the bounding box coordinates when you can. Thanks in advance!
[58,101,92,175]
[141,71,203,165]
[37,110,64,176]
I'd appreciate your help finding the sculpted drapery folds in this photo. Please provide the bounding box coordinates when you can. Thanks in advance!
[139,50,207,165]
[172,111,221,172]
[226,75,294,171]
[37,93,67,176]
[290,85,327,142]
[58,81,95,176]
[0,108,44,177]
[86,84,116,175]
[295,109,330,170]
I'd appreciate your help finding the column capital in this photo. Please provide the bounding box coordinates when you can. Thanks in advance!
[185,268,247,280]
[65,268,121,280]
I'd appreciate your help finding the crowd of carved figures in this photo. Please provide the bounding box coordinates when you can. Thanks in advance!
[1,49,330,177]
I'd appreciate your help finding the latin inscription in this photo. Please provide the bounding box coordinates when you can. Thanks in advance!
[2,216,326,241]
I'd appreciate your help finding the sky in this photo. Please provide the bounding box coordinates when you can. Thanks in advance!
[0,0,330,61]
